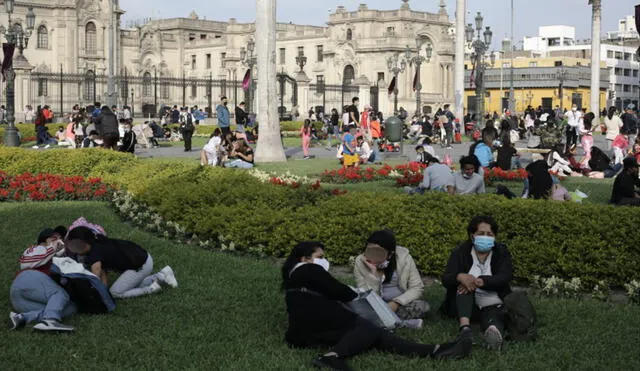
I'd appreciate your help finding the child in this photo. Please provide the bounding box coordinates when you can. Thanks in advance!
[300,119,312,160]
[612,134,629,165]
[357,136,375,164]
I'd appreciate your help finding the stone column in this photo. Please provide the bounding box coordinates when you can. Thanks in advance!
[254,0,286,162]
[356,75,371,110]
[590,0,601,117]
[13,56,34,124]
[295,71,311,117]
[454,0,466,130]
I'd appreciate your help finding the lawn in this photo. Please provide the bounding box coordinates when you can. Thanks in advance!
[1,202,639,370]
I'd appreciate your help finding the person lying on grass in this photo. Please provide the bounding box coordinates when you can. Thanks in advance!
[66,227,178,299]
[440,215,514,351]
[9,227,76,332]
[282,241,471,371]
[353,230,429,329]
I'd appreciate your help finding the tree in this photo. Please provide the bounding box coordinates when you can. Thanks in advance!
[589,0,601,117]
[254,0,286,163]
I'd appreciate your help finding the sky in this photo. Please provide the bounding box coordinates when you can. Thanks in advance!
[120,0,637,50]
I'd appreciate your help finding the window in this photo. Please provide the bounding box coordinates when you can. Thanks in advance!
[624,53,632,61]
[279,48,285,64]
[142,72,152,97]
[554,61,563,67]
[85,22,97,53]
[297,46,304,57]
[37,25,48,49]
[37,78,48,96]
[191,81,197,97]
[615,68,622,76]
[220,52,226,68]
[317,45,323,62]
[160,74,169,99]
[191,55,196,70]
[623,84,631,92]
[634,70,639,77]
[346,28,352,41]
[607,50,614,58]
[386,27,395,36]
[84,70,96,101]
[206,54,211,69]
[624,69,631,77]
[502,62,511,68]
[200,34,207,40]
[377,72,385,82]
[189,33,196,41]
[529,61,537,67]
[615,51,623,59]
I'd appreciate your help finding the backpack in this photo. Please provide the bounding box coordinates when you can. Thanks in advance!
[184,114,195,131]
[503,291,537,341]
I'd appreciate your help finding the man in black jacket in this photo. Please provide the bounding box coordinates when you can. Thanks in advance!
[95,106,120,150]
[610,157,640,206]
[441,215,513,350]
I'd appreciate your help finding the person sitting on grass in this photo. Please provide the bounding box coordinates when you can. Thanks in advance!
[282,242,471,371]
[82,130,101,148]
[447,156,486,195]
[225,140,254,169]
[473,134,495,169]
[354,230,430,329]
[406,155,451,195]
[201,128,223,166]
[119,122,137,154]
[610,157,640,206]
[357,136,376,164]
[342,126,358,168]
[66,227,178,299]
[9,228,75,332]
[441,215,513,350]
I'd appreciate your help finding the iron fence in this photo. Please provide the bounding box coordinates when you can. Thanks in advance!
[308,83,359,115]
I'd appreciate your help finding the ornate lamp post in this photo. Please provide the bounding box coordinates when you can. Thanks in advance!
[0,1,35,146]
[557,66,568,111]
[240,39,256,115]
[295,50,307,72]
[466,12,493,122]
[386,52,407,116]
[131,88,134,118]
[404,37,433,116]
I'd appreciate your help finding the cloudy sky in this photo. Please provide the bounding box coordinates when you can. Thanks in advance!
[121,0,636,49]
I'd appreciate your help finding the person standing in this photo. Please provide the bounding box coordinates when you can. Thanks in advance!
[603,106,623,152]
[95,106,120,150]
[565,104,582,149]
[216,96,231,136]
[301,119,312,160]
[342,126,358,168]
[346,97,360,129]
[235,101,249,135]
[620,104,638,150]
[180,108,195,152]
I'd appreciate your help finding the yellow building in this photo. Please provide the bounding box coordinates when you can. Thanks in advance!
[464,56,608,116]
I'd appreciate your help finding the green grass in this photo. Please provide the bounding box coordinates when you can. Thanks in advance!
[1,202,639,370]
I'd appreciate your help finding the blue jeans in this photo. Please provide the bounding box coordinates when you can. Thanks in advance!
[10,270,76,323]
[226,159,254,169]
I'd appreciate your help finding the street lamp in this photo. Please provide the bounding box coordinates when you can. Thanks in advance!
[404,37,433,116]
[466,11,493,123]
[295,50,307,72]
[131,88,134,118]
[0,2,36,146]
[241,39,256,115]
[557,67,568,111]
[386,52,407,116]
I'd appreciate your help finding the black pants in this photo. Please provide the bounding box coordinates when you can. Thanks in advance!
[456,293,506,334]
[102,134,119,150]
[617,197,640,206]
[221,127,231,136]
[314,318,435,358]
[566,127,577,149]
[183,130,193,151]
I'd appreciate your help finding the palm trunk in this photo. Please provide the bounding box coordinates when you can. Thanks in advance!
[590,0,601,116]
[255,0,287,163]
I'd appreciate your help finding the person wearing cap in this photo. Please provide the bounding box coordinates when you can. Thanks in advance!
[354,230,430,329]
[610,157,640,206]
[65,227,178,299]
[9,228,76,332]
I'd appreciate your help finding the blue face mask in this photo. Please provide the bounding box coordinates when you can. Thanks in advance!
[474,236,495,253]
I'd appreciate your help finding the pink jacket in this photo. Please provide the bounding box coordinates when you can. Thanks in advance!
[65,123,75,140]
[612,134,628,149]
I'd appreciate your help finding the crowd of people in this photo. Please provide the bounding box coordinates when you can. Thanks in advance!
[282,216,530,370]
[8,218,178,332]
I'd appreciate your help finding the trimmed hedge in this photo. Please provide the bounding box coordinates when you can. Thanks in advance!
[1,147,639,287]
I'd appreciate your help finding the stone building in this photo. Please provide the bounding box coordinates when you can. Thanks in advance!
[5,0,455,121]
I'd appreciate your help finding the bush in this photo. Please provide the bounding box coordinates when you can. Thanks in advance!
[2,147,639,287]
[0,124,59,143]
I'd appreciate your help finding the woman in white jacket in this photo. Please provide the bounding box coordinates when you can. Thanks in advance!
[603,106,623,151]
[354,230,429,328]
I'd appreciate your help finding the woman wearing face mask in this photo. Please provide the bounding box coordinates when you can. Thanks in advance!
[353,230,429,329]
[440,216,513,350]
[283,242,471,371]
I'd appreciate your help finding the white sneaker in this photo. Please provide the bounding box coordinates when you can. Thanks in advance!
[31,145,39,149]
[147,280,162,294]
[484,325,503,350]
[33,319,74,332]
[159,266,178,288]
[44,144,51,149]
[401,319,423,329]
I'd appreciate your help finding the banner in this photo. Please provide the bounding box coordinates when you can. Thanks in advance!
[242,69,251,91]
[387,76,396,95]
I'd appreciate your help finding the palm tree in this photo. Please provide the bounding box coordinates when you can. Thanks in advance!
[589,0,601,116]
[254,0,287,163]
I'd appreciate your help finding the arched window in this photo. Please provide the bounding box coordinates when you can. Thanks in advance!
[37,25,48,49]
[84,70,96,101]
[142,72,152,97]
[85,22,97,53]
[346,29,352,41]
[343,65,355,85]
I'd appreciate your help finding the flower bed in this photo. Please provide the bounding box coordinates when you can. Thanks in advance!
[0,171,114,202]
[484,167,528,183]
[319,163,425,184]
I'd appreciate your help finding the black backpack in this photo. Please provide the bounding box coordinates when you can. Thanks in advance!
[184,114,194,131]
[504,291,537,341]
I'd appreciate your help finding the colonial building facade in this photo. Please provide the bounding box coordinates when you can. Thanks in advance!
[6,0,455,120]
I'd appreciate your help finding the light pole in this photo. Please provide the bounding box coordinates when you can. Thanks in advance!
[386,53,407,116]
[131,88,134,118]
[405,38,433,116]
[557,67,568,111]
[240,39,256,115]
[0,1,35,147]
[466,12,493,122]
[509,0,515,114]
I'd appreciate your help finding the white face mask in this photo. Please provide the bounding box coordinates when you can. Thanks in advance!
[572,107,577,112]
[313,258,330,272]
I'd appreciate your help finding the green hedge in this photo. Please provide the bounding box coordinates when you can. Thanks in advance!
[0,124,60,142]
[1,147,639,286]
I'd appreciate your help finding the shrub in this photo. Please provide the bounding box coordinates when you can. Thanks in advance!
[0,124,59,143]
